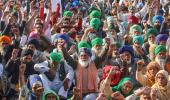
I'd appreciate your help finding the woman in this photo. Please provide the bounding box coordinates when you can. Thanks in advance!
[112,77,134,97]
[42,90,59,100]
[136,61,160,87]
[151,70,170,100]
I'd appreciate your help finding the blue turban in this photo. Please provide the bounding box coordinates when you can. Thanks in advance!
[27,74,43,89]
[156,34,168,44]
[119,45,134,56]
[79,47,92,57]
[152,15,164,24]
[57,34,70,43]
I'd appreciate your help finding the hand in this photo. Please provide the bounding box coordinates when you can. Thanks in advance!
[137,59,145,71]
[68,45,76,54]
[135,87,151,96]
[150,89,157,100]
[111,91,125,100]
[63,78,69,91]
[19,64,26,74]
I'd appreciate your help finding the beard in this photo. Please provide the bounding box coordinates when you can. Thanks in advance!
[155,57,166,70]
[148,40,155,45]
[79,58,91,68]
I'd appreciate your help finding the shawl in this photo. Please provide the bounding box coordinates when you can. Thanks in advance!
[76,61,98,99]
[112,77,134,97]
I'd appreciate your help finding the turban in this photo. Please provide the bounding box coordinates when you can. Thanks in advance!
[63,11,73,17]
[0,35,12,45]
[119,45,134,56]
[152,15,164,24]
[127,16,139,24]
[90,10,101,19]
[90,18,101,31]
[133,35,144,45]
[50,52,63,63]
[79,47,92,57]
[130,24,142,34]
[56,34,70,43]
[146,28,158,39]
[154,45,166,55]
[78,41,91,49]
[21,49,34,57]
[91,37,103,47]
[28,39,40,49]
[156,34,168,44]
[42,90,59,100]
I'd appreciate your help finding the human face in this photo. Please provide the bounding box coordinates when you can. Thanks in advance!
[140,94,151,100]
[156,73,167,87]
[57,38,66,46]
[120,52,132,64]
[28,44,36,51]
[134,42,141,48]
[148,34,155,43]
[46,93,57,100]
[23,55,32,63]
[76,35,82,42]
[159,41,166,45]
[134,30,141,36]
[157,52,166,59]
[121,81,133,94]
[147,66,159,77]
[11,25,20,35]
[35,24,43,33]
[154,20,161,26]
[79,52,89,61]
[32,83,44,96]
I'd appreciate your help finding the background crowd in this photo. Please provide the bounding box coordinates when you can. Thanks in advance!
[0,0,170,100]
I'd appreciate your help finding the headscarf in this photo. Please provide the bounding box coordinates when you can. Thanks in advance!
[130,24,142,35]
[63,11,73,17]
[0,35,12,45]
[146,28,158,40]
[50,52,63,63]
[152,70,170,100]
[42,90,59,100]
[154,45,166,55]
[91,37,103,47]
[156,34,168,44]
[146,61,160,87]
[133,36,144,45]
[119,45,134,56]
[101,65,121,86]
[112,77,134,97]
[90,10,101,19]
[152,15,164,24]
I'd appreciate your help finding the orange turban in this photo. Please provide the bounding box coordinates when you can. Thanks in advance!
[0,35,12,45]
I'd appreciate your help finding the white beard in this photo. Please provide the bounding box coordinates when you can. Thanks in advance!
[79,58,91,68]
[148,40,155,45]
[155,57,166,70]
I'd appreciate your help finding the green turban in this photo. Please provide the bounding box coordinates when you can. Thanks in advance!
[91,37,103,47]
[50,52,63,63]
[146,28,158,39]
[63,11,73,17]
[133,36,144,45]
[78,41,91,49]
[90,18,101,31]
[130,24,142,34]
[154,45,166,55]
[90,10,101,19]
[42,90,59,100]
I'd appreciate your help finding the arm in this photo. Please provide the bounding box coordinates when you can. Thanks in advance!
[61,47,78,70]
[136,70,147,86]
[5,59,15,77]
[64,62,74,81]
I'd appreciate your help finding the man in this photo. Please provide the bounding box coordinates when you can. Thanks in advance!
[61,41,108,99]
[36,52,74,99]
[91,37,103,57]
[5,49,38,93]
[27,39,46,63]
[154,45,170,72]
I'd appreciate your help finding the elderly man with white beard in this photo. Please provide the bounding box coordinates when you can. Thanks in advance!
[154,45,170,73]
[60,41,108,100]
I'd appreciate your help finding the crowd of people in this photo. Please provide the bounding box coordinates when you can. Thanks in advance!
[0,0,170,100]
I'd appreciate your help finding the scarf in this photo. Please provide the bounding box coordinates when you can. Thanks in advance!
[76,61,98,99]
